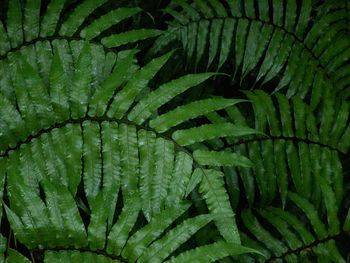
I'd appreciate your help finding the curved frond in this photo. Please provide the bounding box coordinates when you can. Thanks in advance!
[0,42,257,260]
[152,0,350,105]
[207,90,349,207]
[240,189,347,262]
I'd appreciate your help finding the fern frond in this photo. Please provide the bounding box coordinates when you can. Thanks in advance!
[0,0,159,63]
[198,168,240,243]
[209,90,349,207]
[241,189,347,262]
[2,120,255,261]
[153,0,350,105]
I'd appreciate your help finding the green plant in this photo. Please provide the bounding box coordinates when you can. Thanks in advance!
[0,0,349,262]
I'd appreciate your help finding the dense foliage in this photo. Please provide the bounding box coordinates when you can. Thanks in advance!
[0,0,349,262]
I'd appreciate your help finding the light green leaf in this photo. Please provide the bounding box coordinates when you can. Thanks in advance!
[40,0,67,37]
[24,0,41,41]
[102,29,163,48]
[107,52,172,119]
[138,214,214,263]
[194,149,253,167]
[129,73,216,125]
[107,194,141,256]
[59,0,108,37]
[80,8,142,39]
[199,168,240,243]
[172,123,261,146]
[122,203,191,262]
[150,98,244,133]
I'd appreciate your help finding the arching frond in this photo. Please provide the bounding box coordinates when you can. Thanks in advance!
[0,1,348,262]
[205,90,349,207]
[0,39,257,261]
[151,0,350,105]
[3,120,257,261]
[0,0,158,57]
[240,188,347,262]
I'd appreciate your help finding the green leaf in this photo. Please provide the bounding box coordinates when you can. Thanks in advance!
[194,149,253,167]
[0,93,26,139]
[89,49,138,117]
[266,207,314,244]
[44,250,120,262]
[101,122,121,230]
[207,19,223,68]
[129,73,216,125]
[122,203,191,262]
[6,0,23,47]
[166,152,194,207]
[59,0,108,37]
[234,19,250,71]
[172,0,200,20]
[0,21,10,55]
[118,124,139,200]
[107,52,172,119]
[70,42,92,119]
[172,123,261,146]
[80,8,142,39]
[166,241,262,263]
[185,168,203,196]
[151,137,174,215]
[344,208,350,231]
[195,20,210,65]
[207,0,227,17]
[317,175,340,235]
[101,29,163,48]
[83,121,102,202]
[198,168,240,243]
[295,0,312,37]
[24,0,41,41]
[137,129,156,221]
[40,0,67,37]
[259,210,302,250]
[242,209,287,256]
[107,194,141,256]
[49,45,70,122]
[288,192,328,239]
[149,98,244,133]
[218,18,235,69]
[6,249,31,263]
[138,214,214,263]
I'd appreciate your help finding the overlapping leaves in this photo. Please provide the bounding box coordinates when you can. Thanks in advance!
[0,23,259,261]
[151,0,350,107]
